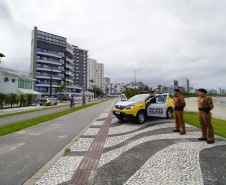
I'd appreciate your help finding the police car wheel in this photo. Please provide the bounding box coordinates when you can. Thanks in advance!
[117,117,124,121]
[166,108,172,119]
[136,111,145,124]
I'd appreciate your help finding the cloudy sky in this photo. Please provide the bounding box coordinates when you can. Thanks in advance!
[0,0,226,90]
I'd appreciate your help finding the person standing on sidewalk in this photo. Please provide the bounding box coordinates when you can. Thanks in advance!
[198,88,215,144]
[173,89,186,135]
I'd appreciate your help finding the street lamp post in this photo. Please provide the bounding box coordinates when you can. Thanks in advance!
[78,70,87,106]
[49,65,53,97]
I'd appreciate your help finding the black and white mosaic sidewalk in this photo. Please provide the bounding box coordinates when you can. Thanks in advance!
[35,103,226,185]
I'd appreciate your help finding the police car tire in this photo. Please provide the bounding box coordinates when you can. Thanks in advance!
[136,111,145,124]
[117,117,124,121]
[166,108,173,119]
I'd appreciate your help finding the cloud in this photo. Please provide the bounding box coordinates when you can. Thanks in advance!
[0,0,226,90]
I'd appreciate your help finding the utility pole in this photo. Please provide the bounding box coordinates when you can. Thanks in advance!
[50,65,53,97]
[82,69,85,106]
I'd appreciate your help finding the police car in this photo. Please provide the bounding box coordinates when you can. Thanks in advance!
[113,92,173,124]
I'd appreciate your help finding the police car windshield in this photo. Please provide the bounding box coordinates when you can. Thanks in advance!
[128,94,150,103]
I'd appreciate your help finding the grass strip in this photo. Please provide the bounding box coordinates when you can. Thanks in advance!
[0,102,100,137]
[173,111,226,138]
[0,103,79,118]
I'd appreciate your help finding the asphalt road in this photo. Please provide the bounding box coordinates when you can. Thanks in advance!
[0,99,116,185]
[0,101,98,126]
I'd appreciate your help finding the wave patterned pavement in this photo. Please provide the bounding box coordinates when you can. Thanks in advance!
[35,102,226,185]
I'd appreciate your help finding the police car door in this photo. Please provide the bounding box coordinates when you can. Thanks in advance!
[147,95,166,117]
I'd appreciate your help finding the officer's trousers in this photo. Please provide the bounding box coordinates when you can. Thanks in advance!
[198,111,214,141]
[174,110,186,133]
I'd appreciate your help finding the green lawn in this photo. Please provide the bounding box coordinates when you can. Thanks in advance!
[0,102,100,137]
[173,111,226,138]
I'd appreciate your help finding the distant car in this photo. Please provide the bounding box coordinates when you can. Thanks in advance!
[65,97,70,101]
[39,98,57,106]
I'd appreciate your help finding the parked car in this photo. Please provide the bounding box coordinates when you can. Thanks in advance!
[39,98,57,106]
[113,93,173,124]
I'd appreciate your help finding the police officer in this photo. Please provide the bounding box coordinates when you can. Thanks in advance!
[198,88,215,144]
[173,89,186,135]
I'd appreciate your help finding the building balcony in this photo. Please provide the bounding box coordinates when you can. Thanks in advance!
[66,70,74,77]
[66,57,74,65]
[37,51,62,59]
[66,78,74,83]
[36,83,59,87]
[36,66,62,73]
[66,64,74,71]
[37,59,62,66]
[36,74,63,80]
[66,47,74,56]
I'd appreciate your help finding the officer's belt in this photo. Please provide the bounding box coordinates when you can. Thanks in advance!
[174,106,184,111]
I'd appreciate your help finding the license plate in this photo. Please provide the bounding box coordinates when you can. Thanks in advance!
[115,111,120,115]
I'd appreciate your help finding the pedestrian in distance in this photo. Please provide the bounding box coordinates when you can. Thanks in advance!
[197,88,215,144]
[173,89,186,135]
[70,95,75,108]
[82,96,86,105]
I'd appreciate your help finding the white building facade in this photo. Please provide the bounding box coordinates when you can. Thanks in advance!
[0,67,41,95]
[87,58,105,92]
[182,77,190,93]
[109,83,124,95]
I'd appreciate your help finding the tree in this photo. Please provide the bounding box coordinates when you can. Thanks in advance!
[88,85,103,98]
[163,86,168,93]
[105,87,109,96]
[144,85,149,91]
[26,93,35,106]
[6,93,19,107]
[55,83,69,102]
[0,93,6,109]
[0,53,5,63]
[123,87,141,98]
[89,79,96,98]
[19,94,27,106]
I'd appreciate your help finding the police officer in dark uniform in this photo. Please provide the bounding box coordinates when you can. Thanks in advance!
[198,88,215,144]
[173,89,186,135]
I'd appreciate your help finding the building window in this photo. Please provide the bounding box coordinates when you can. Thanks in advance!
[4,77,9,82]
[12,79,16,83]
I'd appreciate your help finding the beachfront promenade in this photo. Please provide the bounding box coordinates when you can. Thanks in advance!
[0,98,225,185]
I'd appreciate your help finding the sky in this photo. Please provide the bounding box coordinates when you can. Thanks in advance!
[0,0,226,90]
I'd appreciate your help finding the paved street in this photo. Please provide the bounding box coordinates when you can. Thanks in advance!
[0,102,69,115]
[0,101,98,126]
[34,101,226,185]
[0,99,116,185]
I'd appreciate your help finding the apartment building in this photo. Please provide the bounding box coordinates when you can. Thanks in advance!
[30,26,88,97]
[182,77,190,93]
[87,58,105,92]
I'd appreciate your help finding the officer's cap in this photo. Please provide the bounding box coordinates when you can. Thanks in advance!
[174,89,180,92]
[198,88,207,93]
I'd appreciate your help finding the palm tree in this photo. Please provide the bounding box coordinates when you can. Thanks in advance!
[26,94,35,106]
[19,94,27,106]
[89,79,95,98]
[55,83,69,102]
[6,93,19,107]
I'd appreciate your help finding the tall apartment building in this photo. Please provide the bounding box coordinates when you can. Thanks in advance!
[216,86,221,95]
[87,58,105,92]
[182,77,190,93]
[30,26,88,97]
[170,79,178,87]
